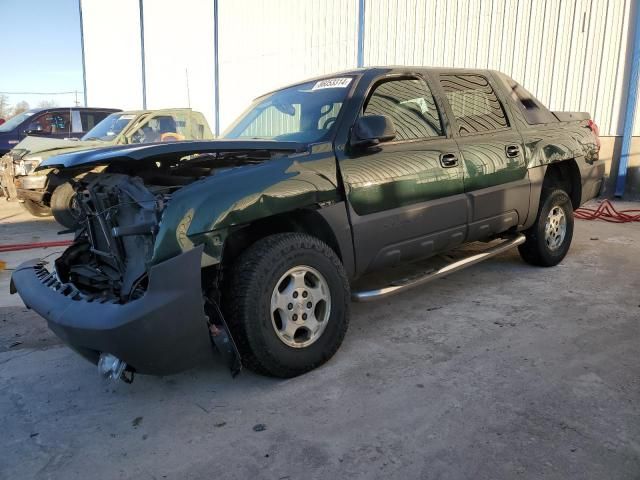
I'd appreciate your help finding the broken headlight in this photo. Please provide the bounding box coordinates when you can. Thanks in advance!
[14,157,42,176]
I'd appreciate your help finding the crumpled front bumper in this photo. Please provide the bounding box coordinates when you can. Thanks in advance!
[10,246,214,375]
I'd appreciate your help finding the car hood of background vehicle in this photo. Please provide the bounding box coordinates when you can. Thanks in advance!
[36,139,307,171]
[16,136,106,161]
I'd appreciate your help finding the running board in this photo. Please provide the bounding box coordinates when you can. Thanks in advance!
[352,234,526,302]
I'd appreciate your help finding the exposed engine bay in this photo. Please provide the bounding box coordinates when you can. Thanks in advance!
[54,151,272,302]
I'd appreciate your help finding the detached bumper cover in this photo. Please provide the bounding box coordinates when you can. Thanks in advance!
[10,246,213,375]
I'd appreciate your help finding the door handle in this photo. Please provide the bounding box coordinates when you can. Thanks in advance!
[439,153,459,168]
[505,145,520,158]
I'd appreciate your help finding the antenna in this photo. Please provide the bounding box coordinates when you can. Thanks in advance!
[185,68,191,108]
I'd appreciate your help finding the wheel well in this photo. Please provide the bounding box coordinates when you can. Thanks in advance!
[220,208,343,269]
[543,160,581,208]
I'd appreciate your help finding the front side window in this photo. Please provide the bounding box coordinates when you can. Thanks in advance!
[26,110,71,135]
[224,77,352,143]
[440,74,509,135]
[130,114,188,144]
[363,78,443,141]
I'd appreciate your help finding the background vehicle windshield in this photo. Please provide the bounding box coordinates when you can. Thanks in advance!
[0,110,37,133]
[82,113,136,141]
[223,77,353,143]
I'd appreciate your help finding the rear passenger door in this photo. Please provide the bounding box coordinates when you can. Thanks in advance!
[340,75,467,273]
[437,73,529,240]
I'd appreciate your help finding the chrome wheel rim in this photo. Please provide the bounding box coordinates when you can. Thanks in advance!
[270,265,331,348]
[544,205,567,251]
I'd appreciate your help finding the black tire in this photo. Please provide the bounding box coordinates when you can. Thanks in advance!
[226,233,350,378]
[51,182,83,229]
[518,188,574,267]
[20,199,52,217]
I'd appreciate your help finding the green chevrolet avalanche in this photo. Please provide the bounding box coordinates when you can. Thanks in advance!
[10,68,604,383]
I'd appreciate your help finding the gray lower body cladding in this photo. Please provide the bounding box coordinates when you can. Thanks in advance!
[10,245,213,375]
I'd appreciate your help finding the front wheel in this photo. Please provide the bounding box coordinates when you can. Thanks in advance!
[226,233,350,378]
[51,182,84,229]
[518,189,574,267]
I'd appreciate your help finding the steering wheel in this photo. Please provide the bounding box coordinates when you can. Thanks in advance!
[130,129,146,144]
[321,116,337,130]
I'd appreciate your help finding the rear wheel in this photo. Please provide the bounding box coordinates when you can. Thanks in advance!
[518,189,574,267]
[51,182,84,229]
[20,199,52,217]
[226,233,350,378]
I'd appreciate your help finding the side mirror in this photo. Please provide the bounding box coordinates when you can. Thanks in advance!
[351,115,396,149]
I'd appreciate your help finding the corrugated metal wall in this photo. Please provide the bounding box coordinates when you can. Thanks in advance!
[81,0,637,135]
[142,0,216,126]
[81,0,144,110]
[364,0,635,136]
[217,0,358,130]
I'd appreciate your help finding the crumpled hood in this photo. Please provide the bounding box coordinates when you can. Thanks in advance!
[16,136,106,162]
[37,139,307,171]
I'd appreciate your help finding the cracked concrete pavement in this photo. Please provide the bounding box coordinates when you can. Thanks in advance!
[1,198,639,479]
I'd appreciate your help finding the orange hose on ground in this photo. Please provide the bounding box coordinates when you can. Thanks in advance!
[574,199,640,223]
[0,240,73,253]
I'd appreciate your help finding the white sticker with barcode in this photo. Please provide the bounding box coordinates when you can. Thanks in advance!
[311,77,352,90]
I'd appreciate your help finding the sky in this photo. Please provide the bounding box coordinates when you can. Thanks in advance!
[0,0,84,111]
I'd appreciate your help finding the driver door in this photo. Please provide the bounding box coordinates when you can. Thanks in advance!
[339,76,467,274]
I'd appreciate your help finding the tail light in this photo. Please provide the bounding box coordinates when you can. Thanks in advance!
[587,119,601,151]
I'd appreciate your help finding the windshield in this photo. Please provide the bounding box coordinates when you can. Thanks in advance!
[223,77,353,143]
[82,112,137,141]
[0,110,37,133]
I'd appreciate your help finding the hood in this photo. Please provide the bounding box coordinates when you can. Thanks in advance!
[16,136,107,162]
[37,139,307,171]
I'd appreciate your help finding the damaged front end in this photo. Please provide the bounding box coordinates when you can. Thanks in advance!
[11,168,242,380]
[10,140,334,381]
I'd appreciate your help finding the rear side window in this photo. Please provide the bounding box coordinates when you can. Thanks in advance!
[364,78,443,141]
[80,111,112,132]
[439,74,509,135]
[498,74,557,125]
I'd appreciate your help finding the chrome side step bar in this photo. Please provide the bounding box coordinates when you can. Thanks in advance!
[352,234,526,302]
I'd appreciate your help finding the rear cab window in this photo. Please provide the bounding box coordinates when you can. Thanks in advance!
[496,73,558,125]
[439,74,509,136]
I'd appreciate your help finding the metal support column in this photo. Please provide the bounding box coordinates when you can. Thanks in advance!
[615,1,640,197]
[214,0,220,137]
[139,0,147,109]
[78,0,88,107]
[357,0,365,67]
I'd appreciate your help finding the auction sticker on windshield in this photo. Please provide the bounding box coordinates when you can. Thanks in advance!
[311,78,352,90]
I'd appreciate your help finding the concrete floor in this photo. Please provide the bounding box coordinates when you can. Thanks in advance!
[1,198,639,480]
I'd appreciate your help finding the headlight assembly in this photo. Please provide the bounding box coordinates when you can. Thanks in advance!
[14,157,42,176]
